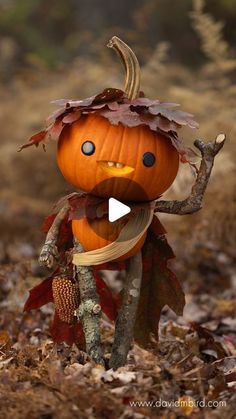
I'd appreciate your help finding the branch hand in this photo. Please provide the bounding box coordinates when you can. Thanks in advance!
[39,242,59,269]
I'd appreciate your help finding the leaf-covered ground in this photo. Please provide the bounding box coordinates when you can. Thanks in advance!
[0,223,235,418]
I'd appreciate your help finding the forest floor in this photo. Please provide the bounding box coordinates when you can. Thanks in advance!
[0,205,235,419]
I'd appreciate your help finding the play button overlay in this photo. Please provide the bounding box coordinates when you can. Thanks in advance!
[108,198,131,222]
[85,177,150,241]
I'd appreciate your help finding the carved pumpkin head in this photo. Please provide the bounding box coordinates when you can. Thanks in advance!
[21,36,198,203]
[57,113,179,201]
[20,37,198,260]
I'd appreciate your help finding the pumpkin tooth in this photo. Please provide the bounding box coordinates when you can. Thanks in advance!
[107,161,115,167]
[116,162,124,168]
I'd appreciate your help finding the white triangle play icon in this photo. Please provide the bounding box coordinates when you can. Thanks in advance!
[108,197,131,222]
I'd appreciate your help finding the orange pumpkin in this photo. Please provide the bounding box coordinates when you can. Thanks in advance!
[72,216,146,261]
[57,114,179,202]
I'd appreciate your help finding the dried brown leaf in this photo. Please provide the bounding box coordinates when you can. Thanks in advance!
[20,87,198,163]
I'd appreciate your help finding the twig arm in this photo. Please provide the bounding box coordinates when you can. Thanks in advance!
[109,251,142,370]
[155,134,226,215]
[39,204,70,268]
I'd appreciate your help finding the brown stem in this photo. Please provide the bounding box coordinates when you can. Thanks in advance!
[107,36,141,100]
[109,251,142,370]
[74,240,104,367]
[155,134,226,215]
[45,204,70,243]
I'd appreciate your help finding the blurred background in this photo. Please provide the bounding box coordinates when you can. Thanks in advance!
[0,1,235,415]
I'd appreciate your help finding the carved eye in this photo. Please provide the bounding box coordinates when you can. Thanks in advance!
[81,141,95,156]
[142,152,156,167]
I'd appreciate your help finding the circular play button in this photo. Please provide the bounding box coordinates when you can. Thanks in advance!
[71,177,152,261]
[108,197,131,222]
[79,177,151,244]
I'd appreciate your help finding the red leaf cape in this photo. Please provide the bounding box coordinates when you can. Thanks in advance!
[24,195,185,347]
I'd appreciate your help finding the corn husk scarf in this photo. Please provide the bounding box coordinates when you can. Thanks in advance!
[73,204,155,266]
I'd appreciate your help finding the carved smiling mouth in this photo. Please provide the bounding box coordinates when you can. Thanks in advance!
[97,160,134,176]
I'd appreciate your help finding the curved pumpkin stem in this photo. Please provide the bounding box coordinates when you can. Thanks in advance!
[107,36,141,100]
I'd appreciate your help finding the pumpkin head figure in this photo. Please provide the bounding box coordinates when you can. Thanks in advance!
[22,37,200,367]
[55,37,195,202]
[21,37,197,261]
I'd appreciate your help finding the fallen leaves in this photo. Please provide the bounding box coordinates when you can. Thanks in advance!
[101,369,136,384]
[0,313,235,418]
[0,214,235,418]
[0,330,12,352]
[177,395,196,416]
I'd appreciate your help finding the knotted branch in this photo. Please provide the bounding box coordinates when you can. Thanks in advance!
[155,134,226,215]
[109,251,142,370]
[39,203,70,268]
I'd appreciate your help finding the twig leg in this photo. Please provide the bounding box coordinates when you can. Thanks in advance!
[74,240,104,366]
[109,251,142,370]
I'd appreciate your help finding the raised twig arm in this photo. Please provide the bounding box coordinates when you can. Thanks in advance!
[39,203,70,268]
[155,134,226,215]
